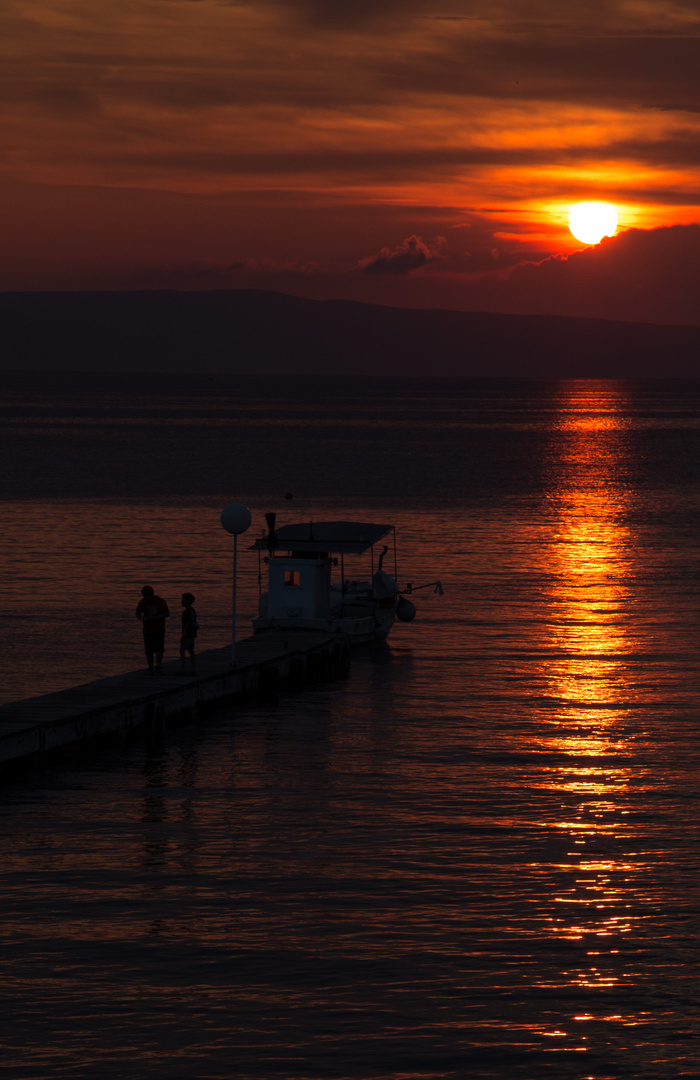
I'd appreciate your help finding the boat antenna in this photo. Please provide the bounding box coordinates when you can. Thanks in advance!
[265,512,277,554]
[393,526,398,581]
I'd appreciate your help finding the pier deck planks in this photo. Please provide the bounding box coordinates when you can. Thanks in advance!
[0,631,341,766]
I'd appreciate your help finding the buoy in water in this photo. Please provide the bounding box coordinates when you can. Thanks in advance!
[396,597,417,622]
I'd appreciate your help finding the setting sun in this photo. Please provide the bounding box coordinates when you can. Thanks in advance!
[569,202,618,245]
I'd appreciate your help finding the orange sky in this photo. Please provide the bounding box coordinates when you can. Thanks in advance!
[2,0,700,318]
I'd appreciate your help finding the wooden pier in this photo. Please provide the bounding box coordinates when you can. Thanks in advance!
[0,631,351,767]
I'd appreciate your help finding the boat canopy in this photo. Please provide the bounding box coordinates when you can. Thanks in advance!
[250,521,393,555]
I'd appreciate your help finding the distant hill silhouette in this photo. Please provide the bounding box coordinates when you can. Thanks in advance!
[1,289,698,377]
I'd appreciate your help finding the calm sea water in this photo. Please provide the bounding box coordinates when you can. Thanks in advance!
[1,374,699,1078]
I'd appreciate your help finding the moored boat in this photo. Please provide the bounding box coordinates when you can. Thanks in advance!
[250,518,418,644]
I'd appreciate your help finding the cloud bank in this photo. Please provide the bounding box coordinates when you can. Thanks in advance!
[203,224,700,327]
[487,225,700,325]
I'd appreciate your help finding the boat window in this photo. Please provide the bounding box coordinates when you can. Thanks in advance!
[284,570,301,587]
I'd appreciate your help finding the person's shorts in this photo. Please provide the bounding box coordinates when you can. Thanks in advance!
[180,635,196,652]
[143,631,165,654]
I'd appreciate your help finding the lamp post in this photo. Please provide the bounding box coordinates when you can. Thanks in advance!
[220,503,252,665]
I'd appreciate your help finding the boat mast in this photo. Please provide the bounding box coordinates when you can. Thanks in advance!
[393,526,398,581]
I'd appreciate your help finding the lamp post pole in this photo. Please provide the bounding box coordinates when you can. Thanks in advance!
[231,532,239,665]
[220,503,252,666]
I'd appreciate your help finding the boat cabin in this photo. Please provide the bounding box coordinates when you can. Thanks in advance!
[266,556,331,622]
[250,520,399,640]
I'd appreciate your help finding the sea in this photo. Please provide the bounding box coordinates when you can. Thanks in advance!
[0,373,699,1079]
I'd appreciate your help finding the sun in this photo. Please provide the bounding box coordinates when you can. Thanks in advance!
[568,202,618,245]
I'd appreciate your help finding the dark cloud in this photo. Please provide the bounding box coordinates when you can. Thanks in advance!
[609,137,700,170]
[115,145,570,178]
[359,235,444,274]
[17,2,697,117]
[379,29,700,111]
[475,224,700,325]
[280,0,420,29]
[107,30,700,115]
[277,0,700,33]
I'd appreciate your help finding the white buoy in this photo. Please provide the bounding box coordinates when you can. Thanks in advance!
[220,503,252,536]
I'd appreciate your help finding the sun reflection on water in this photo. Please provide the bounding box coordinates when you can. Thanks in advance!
[535,382,651,1012]
[543,381,637,732]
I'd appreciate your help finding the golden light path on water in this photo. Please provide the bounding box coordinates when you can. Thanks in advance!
[531,383,652,1047]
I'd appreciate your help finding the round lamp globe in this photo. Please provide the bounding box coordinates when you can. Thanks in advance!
[221,503,252,535]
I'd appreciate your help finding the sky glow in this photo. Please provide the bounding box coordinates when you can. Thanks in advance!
[2,0,700,321]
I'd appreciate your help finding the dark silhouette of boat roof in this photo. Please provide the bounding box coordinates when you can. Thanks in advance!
[250,521,392,554]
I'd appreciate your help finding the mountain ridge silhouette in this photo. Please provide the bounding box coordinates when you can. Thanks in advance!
[1,289,698,377]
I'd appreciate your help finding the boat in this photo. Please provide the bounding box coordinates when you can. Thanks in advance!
[250,517,418,644]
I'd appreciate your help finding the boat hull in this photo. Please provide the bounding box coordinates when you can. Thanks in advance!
[252,609,394,644]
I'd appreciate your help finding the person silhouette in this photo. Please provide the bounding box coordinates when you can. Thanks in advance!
[135,585,170,674]
[179,592,199,675]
